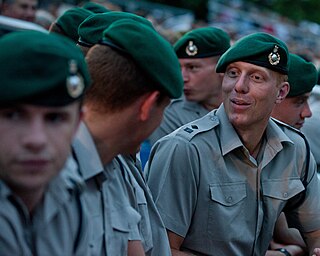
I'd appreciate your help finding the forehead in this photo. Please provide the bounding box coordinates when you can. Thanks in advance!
[227,61,281,77]
[0,103,79,113]
[179,57,217,66]
[14,0,38,6]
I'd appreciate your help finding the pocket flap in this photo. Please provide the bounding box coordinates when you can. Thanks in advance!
[263,178,305,200]
[111,206,141,232]
[209,182,246,206]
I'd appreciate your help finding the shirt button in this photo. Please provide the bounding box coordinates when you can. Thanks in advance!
[283,192,288,198]
[227,196,233,202]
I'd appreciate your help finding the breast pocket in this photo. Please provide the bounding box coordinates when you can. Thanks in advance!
[135,186,153,253]
[207,182,247,240]
[108,206,141,255]
[262,178,305,209]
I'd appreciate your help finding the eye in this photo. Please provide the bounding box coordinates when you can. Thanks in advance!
[251,73,263,82]
[295,99,307,106]
[45,112,68,124]
[0,109,23,121]
[226,68,239,78]
[186,64,199,72]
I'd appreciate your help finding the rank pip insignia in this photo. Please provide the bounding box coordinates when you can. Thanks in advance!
[268,45,280,65]
[186,41,198,56]
[66,59,85,98]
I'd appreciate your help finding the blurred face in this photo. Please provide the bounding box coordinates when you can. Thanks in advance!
[222,61,288,130]
[2,0,38,22]
[180,56,223,110]
[0,103,81,194]
[271,93,312,129]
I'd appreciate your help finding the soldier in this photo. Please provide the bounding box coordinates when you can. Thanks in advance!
[0,30,91,255]
[145,32,320,255]
[148,26,231,146]
[0,0,38,22]
[268,53,317,256]
[69,18,183,255]
[76,12,174,255]
[49,7,93,43]
[272,53,317,130]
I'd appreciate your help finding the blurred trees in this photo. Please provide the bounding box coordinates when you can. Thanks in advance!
[145,0,209,21]
[246,0,320,24]
[145,0,320,24]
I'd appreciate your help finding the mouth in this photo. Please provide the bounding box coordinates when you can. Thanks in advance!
[18,159,50,170]
[230,98,250,105]
[295,122,304,129]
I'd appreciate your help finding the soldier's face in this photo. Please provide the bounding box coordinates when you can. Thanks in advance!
[271,93,312,129]
[179,56,223,108]
[222,61,286,130]
[0,103,81,195]
[2,0,38,22]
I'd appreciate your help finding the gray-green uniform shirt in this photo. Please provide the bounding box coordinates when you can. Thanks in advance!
[302,85,320,174]
[145,104,320,255]
[70,123,141,255]
[148,97,209,145]
[118,155,171,256]
[0,159,88,256]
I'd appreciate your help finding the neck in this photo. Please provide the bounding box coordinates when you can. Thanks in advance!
[201,96,223,111]
[13,187,45,215]
[235,124,266,159]
[84,109,137,165]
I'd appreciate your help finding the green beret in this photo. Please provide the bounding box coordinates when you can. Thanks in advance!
[174,27,230,58]
[78,11,153,46]
[100,19,183,98]
[216,32,289,74]
[0,31,91,106]
[287,53,317,97]
[55,7,93,42]
[82,2,110,13]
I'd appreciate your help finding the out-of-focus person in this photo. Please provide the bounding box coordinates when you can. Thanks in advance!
[0,0,38,22]
[0,30,91,255]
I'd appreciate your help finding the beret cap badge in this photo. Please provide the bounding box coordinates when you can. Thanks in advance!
[186,41,198,56]
[268,45,280,66]
[66,59,85,98]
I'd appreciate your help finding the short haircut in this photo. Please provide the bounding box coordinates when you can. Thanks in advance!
[84,44,166,112]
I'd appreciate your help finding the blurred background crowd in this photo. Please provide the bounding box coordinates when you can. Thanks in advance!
[3,0,319,67]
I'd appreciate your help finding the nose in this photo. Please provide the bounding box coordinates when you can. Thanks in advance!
[22,119,47,152]
[234,74,249,94]
[301,102,312,119]
[181,68,190,83]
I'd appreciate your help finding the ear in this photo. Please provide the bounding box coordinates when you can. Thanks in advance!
[139,91,160,121]
[276,82,290,104]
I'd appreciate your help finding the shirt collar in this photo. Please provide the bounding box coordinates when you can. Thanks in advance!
[72,122,105,180]
[217,104,293,156]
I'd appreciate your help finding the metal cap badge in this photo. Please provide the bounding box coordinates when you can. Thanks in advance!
[186,41,198,56]
[268,45,280,65]
[66,59,85,98]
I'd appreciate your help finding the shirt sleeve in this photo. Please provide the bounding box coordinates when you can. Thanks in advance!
[287,152,320,232]
[145,136,200,237]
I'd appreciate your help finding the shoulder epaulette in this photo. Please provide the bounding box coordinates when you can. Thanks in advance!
[176,112,219,141]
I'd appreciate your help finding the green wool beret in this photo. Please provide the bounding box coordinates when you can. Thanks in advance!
[78,11,153,46]
[82,2,110,13]
[55,7,93,42]
[216,32,289,74]
[100,19,183,98]
[287,53,317,97]
[174,27,231,58]
[0,31,91,106]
